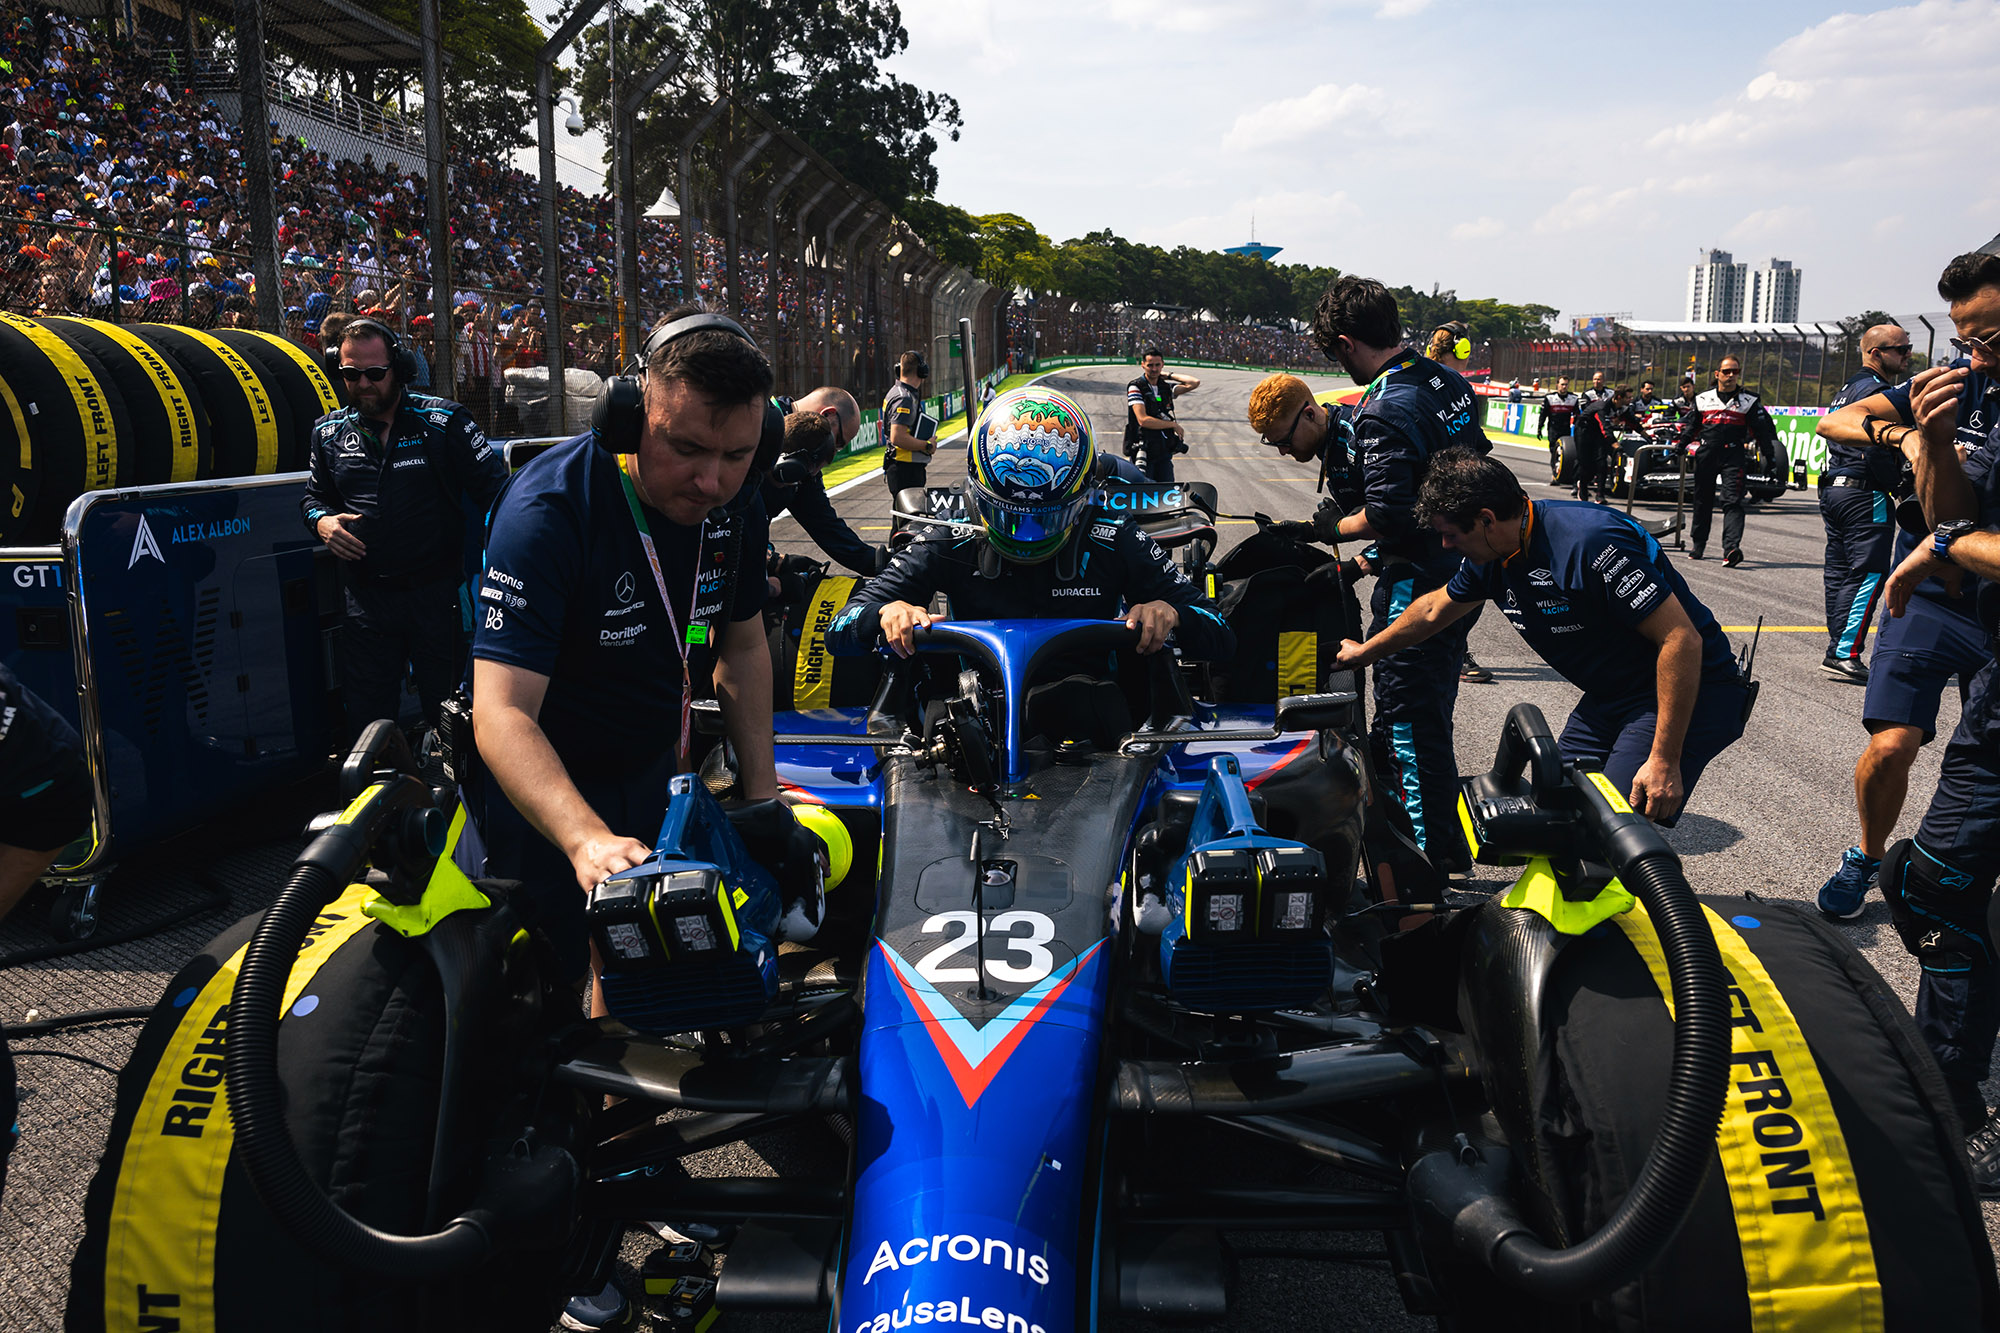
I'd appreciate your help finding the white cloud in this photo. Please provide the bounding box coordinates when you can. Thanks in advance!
[1451,216,1505,241]
[1377,0,1433,15]
[1221,83,1392,150]
[1103,0,1239,32]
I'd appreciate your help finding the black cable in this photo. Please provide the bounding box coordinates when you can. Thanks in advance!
[6,1006,152,1039]
[10,1048,123,1076]
[0,865,232,969]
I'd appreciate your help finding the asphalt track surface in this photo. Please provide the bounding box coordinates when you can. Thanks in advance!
[1,363,1993,1331]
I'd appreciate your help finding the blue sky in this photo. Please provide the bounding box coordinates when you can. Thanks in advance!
[532,0,2000,327]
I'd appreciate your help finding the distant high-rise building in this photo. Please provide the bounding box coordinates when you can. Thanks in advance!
[1748,258,1802,323]
[1686,248,1748,323]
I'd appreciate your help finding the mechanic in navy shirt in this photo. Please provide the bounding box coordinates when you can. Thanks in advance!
[758,386,882,577]
[468,311,778,980]
[1307,276,1487,872]
[1862,260,2000,1181]
[302,318,507,743]
[1813,323,1915,684]
[1335,448,1749,824]
[1809,253,2000,923]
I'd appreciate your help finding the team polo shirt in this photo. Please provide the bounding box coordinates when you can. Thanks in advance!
[1880,358,1997,605]
[1446,500,1738,714]
[473,434,767,778]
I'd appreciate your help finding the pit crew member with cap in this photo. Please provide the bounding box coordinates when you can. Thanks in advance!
[1303,276,1487,874]
[881,351,935,495]
[1810,253,2000,919]
[1678,355,1779,565]
[1868,338,2000,1191]
[302,317,506,744]
[828,386,1233,742]
[0,664,91,1198]
[758,385,883,577]
[1335,447,1750,824]
[1126,346,1200,484]
[1814,322,1915,685]
[466,308,780,990]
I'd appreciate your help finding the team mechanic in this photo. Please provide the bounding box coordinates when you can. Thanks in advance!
[1573,383,1638,505]
[758,385,884,578]
[1336,448,1750,824]
[1872,349,2000,1193]
[1813,322,1915,684]
[0,664,91,1198]
[1537,375,1578,443]
[301,317,507,742]
[1125,346,1199,485]
[1678,355,1779,566]
[881,351,936,495]
[462,309,779,987]
[1302,276,1486,875]
[1810,252,2000,919]
[827,387,1233,743]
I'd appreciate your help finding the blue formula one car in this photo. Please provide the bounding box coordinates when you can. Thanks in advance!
[81,539,1996,1332]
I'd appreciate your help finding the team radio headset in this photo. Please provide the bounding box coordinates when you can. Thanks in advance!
[325,315,425,386]
[589,312,786,769]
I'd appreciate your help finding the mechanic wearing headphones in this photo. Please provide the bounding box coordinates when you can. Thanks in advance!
[1303,276,1486,876]
[882,350,936,495]
[302,317,506,744]
[466,307,779,988]
[758,385,883,576]
[1870,345,2000,1192]
[827,386,1232,742]
[1335,447,1749,825]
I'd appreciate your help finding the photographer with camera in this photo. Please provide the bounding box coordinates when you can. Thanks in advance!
[881,351,936,495]
[1125,346,1199,483]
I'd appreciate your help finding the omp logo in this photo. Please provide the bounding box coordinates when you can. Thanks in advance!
[134,1285,181,1331]
[160,1005,228,1138]
[128,515,165,568]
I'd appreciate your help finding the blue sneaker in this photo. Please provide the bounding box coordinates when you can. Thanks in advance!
[1817,847,1879,919]
[560,1279,635,1331]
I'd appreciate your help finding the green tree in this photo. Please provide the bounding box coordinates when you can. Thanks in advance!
[900,197,981,270]
[574,0,961,215]
[333,0,550,161]
[1838,309,1899,354]
[972,213,1054,291]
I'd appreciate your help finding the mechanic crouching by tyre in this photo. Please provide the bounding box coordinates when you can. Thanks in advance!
[302,317,507,748]
[827,385,1233,746]
[1679,354,1778,566]
[758,385,885,578]
[0,664,91,1200]
[1304,276,1485,876]
[1337,448,1750,826]
[1814,321,1914,684]
[1872,348,2000,1194]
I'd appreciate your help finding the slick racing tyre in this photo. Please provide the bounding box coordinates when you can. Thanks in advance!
[132,324,295,481]
[1550,435,1578,487]
[209,328,341,471]
[43,317,207,488]
[0,311,135,541]
[1462,893,1998,1331]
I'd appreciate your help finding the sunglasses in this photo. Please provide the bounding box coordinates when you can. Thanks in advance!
[1950,331,2000,358]
[338,365,390,382]
[1265,402,1310,450]
[1876,344,1913,355]
[1718,367,1741,376]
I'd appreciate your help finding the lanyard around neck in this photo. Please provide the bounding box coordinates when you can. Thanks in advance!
[615,453,706,770]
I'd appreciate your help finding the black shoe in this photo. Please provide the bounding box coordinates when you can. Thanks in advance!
[1460,653,1493,684]
[1967,1115,2000,1199]
[1723,549,1744,567]
[1689,546,1705,560]
[1820,653,1868,683]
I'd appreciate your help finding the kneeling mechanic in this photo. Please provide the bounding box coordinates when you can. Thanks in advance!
[1335,448,1751,824]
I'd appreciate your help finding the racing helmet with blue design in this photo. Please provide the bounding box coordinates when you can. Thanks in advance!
[965,387,1097,564]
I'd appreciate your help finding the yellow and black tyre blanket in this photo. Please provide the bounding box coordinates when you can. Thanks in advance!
[1529,895,2000,1331]
[65,887,574,1333]
[771,569,882,712]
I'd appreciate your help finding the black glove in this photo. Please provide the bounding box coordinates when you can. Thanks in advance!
[1263,520,1320,543]
[1308,498,1344,543]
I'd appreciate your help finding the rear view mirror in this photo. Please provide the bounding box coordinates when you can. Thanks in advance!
[1277,685,1359,735]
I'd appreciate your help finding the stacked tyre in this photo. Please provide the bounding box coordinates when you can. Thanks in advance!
[0,316,339,543]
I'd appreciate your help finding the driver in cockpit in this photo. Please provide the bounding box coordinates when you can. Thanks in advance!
[827,385,1234,694]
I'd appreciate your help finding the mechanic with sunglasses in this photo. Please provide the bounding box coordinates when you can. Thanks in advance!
[1814,321,1916,686]
[755,385,885,577]
[1809,253,2000,927]
[302,317,507,744]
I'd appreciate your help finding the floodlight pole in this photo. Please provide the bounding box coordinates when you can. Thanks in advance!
[537,0,608,436]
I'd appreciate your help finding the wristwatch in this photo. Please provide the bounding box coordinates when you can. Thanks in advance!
[1932,518,1977,564]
